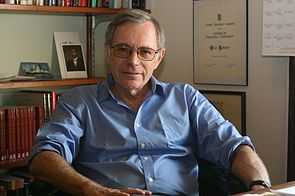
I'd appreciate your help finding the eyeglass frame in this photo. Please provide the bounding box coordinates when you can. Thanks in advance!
[110,43,162,61]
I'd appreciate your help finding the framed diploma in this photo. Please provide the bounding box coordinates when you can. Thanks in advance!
[200,90,246,136]
[193,0,248,85]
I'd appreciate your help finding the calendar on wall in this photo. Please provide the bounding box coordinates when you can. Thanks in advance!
[263,0,295,56]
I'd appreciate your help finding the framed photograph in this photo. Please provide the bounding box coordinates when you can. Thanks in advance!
[200,90,246,135]
[18,62,53,80]
[62,44,86,72]
[54,32,87,79]
[193,0,248,85]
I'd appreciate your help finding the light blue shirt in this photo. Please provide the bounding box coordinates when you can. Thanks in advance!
[31,75,253,195]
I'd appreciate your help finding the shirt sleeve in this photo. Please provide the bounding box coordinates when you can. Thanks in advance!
[29,92,85,164]
[187,86,254,169]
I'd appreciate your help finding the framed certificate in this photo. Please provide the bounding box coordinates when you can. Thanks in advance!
[200,90,246,135]
[193,0,248,85]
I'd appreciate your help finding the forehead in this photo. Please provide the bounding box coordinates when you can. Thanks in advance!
[112,21,158,48]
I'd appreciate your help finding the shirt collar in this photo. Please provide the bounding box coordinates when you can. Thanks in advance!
[96,74,165,103]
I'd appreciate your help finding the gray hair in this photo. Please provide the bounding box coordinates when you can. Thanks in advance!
[105,9,165,48]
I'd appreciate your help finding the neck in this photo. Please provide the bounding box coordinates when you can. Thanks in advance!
[111,84,150,111]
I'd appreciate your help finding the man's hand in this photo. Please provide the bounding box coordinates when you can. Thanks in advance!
[250,184,269,191]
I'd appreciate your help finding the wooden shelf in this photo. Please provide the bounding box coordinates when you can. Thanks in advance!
[0,77,104,90]
[0,4,126,15]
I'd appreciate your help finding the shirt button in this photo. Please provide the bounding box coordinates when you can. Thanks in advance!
[140,143,145,148]
[148,177,154,182]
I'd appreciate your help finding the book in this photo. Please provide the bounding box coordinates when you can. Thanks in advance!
[6,108,16,162]
[122,0,131,8]
[4,90,58,122]
[0,105,45,166]
[109,0,122,8]
[0,109,6,163]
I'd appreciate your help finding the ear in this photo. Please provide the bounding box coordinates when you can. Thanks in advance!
[154,48,166,69]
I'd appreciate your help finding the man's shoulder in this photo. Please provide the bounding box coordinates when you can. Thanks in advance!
[62,84,98,99]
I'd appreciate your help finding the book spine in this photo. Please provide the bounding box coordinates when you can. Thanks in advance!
[90,0,97,8]
[132,0,140,8]
[96,0,102,7]
[79,0,87,7]
[6,108,16,162]
[15,107,21,160]
[27,107,33,157]
[51,91,57,114]
[122,0,131,8]
[102,0,109,7]
[139,0,145,9]
[0,109,6,163]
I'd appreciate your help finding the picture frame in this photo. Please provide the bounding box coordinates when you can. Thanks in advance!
[18,62,53,79]
[62,44,86,71]
[54,32,88,79]
[193,0,248,85]
[200,90,246,135]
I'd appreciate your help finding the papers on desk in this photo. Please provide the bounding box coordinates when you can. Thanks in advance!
[241,187,295,195]
[272,186,295,195]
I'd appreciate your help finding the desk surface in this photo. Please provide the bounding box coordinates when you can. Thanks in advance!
[234,181,295,195]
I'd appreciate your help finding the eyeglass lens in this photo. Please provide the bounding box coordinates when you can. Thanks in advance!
[111,44,159,61]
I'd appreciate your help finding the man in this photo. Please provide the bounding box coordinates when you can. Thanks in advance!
[65,47,85,71]
[29,9,270,196]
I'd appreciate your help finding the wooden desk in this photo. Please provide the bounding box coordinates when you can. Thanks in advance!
[234,181,295,195]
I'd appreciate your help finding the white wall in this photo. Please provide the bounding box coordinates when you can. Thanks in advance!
[0,14,86,77]
[150,0,289,184]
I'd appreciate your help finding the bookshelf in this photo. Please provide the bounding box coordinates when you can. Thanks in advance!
[0,77,104,90]
[0,5,125,171]
[0,4,126,15]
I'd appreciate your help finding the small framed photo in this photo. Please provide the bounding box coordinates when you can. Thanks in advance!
[18,62,53,80]
[59,43,87,79]
[193,0,248,85]
[200,90,246,135]
[54,32,87,79]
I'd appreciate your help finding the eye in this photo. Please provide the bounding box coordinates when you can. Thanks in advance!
[116,46,129,52]
[139,48,153,57]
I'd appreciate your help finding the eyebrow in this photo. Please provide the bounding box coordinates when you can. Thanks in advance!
[112,43,156,49]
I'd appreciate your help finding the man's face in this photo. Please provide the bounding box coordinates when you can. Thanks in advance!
[107,21,165,94]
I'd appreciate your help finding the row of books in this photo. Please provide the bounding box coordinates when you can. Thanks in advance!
[0,90,58,167]
[0,105,44,166]
[0,0,146,9]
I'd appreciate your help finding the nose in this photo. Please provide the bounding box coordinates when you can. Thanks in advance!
[127,49,141,65]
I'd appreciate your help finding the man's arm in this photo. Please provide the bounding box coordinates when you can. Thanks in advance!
[29,151,151,196]
[231,145,271,191]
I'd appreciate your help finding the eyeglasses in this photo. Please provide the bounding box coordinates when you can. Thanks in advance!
[111,44,161,61]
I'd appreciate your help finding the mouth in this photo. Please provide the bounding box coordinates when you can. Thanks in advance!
[123,72,141,77]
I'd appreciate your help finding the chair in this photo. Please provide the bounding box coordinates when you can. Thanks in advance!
[198,159,248,196]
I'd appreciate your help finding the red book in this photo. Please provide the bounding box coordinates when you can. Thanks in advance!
[34,105,44,134]
[27,106,34,154]
[20,107,28,158]
[0,109,6,163]
[79,0,87,7]
[15,107,21,160]
[64,0,71,6]
[6,108,16,162]
[51,91,57,114]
